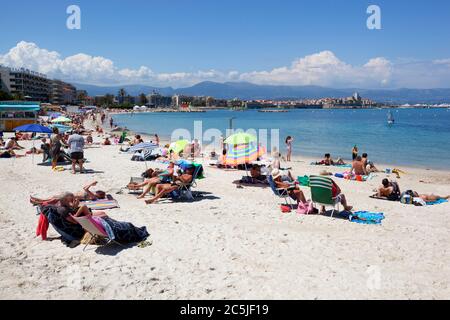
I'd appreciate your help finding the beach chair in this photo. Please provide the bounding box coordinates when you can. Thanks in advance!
[309,175,340,217]
[72,216,124,251]
[126,176,145,194]
[267,175,294,206]
[177,164,203,201]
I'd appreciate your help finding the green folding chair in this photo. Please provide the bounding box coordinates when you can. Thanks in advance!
[309,175,340,217]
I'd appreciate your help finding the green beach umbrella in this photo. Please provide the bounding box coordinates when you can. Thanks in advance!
[169,139,190,154]
[51,116,72,123]
[224,132,257,145]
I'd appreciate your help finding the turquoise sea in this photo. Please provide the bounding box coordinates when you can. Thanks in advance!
[113,108,450,170]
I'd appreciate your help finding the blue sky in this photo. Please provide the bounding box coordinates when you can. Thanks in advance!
[1,0,450,88]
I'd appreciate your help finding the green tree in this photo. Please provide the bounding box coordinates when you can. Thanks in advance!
[139,93,148,105]
[13,92,24,101]
[0,90,12,100]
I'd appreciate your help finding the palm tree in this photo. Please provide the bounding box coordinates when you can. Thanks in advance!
[118,88,127,104]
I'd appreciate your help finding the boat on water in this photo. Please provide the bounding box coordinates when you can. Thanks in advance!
[387,110,395,125]
[258,109,289,113]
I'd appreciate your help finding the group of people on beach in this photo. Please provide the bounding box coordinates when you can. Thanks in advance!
[127,162,198,204]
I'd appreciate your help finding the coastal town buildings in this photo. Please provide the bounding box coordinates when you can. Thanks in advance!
[0,65,50,102]
[50,80,77,105]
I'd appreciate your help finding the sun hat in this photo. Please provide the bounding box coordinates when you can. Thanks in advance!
[271,168,282,179]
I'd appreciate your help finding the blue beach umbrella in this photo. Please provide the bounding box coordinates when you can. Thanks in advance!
[13,124,52,164]
[14,124,52,134]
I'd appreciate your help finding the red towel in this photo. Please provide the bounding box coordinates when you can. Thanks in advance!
[36,213,49,240]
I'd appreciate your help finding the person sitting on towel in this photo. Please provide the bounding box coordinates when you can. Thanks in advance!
[377,178,401,201]
[352,156,367,176]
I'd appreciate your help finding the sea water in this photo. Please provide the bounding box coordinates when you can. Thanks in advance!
[113,108,450,170]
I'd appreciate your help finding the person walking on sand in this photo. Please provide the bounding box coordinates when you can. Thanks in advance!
[68,130,85,174]
[50,127,66,170]
[155,134,160,146]
[285,136,293,162]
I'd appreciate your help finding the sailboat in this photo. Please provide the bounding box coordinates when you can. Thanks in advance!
[387,110,395,125]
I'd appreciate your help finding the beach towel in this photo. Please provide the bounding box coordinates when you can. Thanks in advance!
[334,172,370,182]
[36,213,49,240]
[426,199,448,206]
[349,211,385,225]
[80,199,119,210]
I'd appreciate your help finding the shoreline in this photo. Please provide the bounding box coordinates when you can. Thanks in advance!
[105,113,450,172]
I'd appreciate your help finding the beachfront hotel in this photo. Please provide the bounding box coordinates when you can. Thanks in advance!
[0,65,50,102]
[0,65,77,105]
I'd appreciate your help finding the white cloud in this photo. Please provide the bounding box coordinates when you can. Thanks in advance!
[0,41,449,88]
[239,51,393,88]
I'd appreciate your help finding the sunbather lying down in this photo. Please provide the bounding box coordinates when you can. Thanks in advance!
[0,150,26,158]
[145,167,195,204]
[30,181,107,205]
[315,153,345,166]
[414,192,450,202]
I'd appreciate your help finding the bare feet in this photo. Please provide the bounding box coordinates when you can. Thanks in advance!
[344,205,353,211]
[137,194,145,199]
[145,198,157,204]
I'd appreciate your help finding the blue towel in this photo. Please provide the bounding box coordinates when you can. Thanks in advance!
[426,199,448,206]
[349,211,385,225]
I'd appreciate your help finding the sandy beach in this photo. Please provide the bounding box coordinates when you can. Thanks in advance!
[1,122,450,300]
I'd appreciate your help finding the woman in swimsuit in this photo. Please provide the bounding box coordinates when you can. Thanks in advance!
[30,181,106,205]
[131,163,175,199]
[285,136,293,162]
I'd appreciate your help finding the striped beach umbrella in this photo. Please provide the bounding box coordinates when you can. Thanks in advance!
[129,142,158,153]
[223,143,266,166]
[224,132,257,145]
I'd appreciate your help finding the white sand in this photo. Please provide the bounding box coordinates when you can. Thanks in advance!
[1,130,449,300]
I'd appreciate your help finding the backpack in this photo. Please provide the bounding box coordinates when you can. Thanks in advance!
[400,190,415,204]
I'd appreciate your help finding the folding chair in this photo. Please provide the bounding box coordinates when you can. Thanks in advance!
[309,175,341,217]
[267,175,295,206]
[72,216,124,251]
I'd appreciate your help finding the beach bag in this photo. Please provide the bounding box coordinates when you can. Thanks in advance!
[297,201,313,215]
[280,205,292,213]
[400,190,415,204]
[298,176,310,186]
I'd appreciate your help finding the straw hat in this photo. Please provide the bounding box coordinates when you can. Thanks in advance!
[271,168,282,179]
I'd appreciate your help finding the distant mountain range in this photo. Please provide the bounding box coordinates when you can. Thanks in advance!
[74,81,450,104]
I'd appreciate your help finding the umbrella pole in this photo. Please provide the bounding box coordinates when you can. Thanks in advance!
[244,163,249,177]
